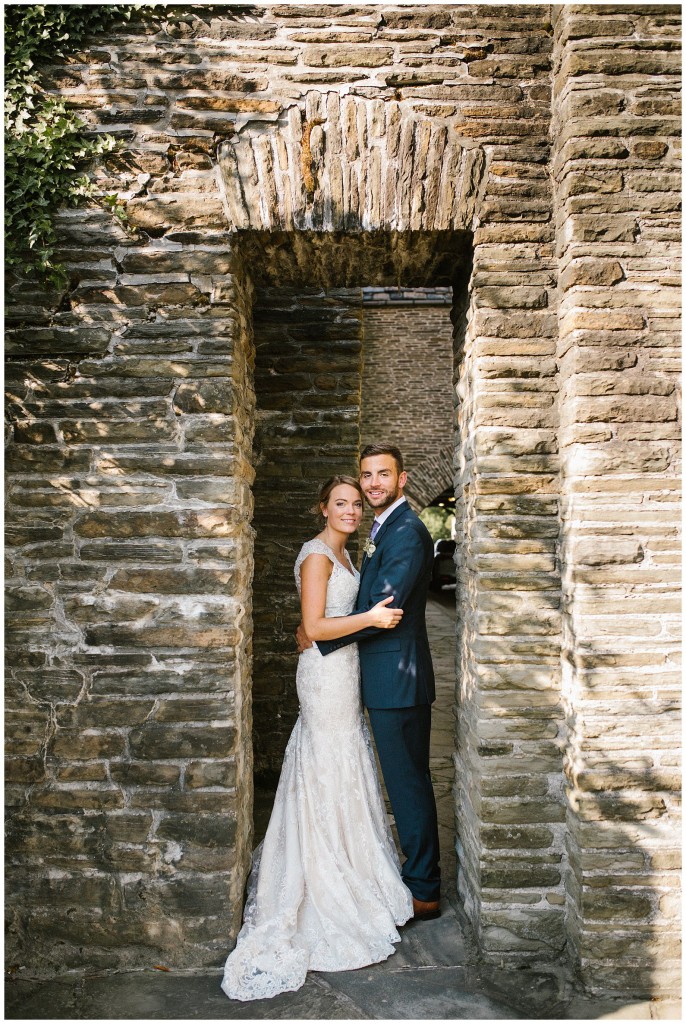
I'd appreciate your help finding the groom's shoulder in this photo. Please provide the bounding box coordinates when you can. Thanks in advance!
[395,507,432,545]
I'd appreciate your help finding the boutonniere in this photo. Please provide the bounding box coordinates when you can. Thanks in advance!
[363,538,376,558]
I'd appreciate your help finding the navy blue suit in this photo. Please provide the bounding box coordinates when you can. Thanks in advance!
[317,501,441,902]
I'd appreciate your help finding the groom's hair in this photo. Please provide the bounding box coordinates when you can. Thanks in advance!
[360,443,404,474]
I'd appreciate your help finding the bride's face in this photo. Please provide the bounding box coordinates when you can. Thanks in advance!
[323,484,364,535]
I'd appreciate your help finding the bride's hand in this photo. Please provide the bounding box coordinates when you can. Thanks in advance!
[369,596,403,629]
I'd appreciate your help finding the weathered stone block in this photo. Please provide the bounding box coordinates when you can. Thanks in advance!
[110,567,235,595]
[5,757,47,784]
[129,724,236,760]
[481,825,555,850]
[569,395,678,424]
[109,762,181,786]
[178,97,280,114]
[481,799,565,825]
[58,699,155,729]
[19,670,83,704]
[60,420,178,444]
[152,698,230,722]
[185,760,237,789]
[85,623,240,649]
[50,730,127,760]
[74,509,239,539]
[80,541,184,563]
[582,890,653,922]
[560,260,624,289]
[125,196,228,231]
[564,214,638,243]
[173,380,236,414]
[303,45,394,67]
[154,813,237,848]
[105,813,154,843]
[31,788,125,811]
[5,708,50,756]
[481,907,566,953]
[474,286,548,309]
[482,859,561,888]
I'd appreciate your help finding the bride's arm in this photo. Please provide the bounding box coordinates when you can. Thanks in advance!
[300,554,402,641]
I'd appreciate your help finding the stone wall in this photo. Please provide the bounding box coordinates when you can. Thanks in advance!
[5,12,260,967]
[3,3,681,1000]
[6,228,256,968]
[551,3,682,998]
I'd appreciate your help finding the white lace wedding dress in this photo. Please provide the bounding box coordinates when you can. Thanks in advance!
[221,538,413,1001]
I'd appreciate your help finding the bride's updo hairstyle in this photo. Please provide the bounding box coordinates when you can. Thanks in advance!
[311,475,363,528]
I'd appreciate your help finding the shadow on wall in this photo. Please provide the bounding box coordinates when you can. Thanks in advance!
[561,642,681,1000]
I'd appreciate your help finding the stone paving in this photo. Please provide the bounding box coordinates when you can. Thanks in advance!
[5,593,680,1021]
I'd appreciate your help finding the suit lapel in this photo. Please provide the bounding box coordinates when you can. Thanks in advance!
[359,502,411,580]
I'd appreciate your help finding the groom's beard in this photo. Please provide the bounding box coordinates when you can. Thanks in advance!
[365,484,400,511]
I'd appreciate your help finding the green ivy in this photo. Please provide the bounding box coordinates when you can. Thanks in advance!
[4,4,148,284]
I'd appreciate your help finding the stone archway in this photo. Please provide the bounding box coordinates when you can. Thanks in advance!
[217,83,566,971]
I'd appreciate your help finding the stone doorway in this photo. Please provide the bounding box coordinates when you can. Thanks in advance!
[243,232,470,814]
[246,262,462,903]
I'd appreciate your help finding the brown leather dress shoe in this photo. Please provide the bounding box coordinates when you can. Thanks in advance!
[412,896,441,921]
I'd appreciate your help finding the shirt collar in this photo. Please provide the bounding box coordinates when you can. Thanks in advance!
[373,495,407,529]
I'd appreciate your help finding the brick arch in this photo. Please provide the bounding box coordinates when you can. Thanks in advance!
[403,444,454,513]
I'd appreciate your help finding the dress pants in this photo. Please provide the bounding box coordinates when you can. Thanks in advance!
[366,704,441,903]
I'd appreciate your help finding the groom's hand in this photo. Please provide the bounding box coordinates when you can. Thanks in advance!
[296,622,313,652]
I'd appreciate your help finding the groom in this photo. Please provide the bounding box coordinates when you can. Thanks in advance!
[298,442,441,919]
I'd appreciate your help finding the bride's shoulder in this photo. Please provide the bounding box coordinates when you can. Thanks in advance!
[296,536,333,561]
[295,536,334,565]
[294,538,335,588]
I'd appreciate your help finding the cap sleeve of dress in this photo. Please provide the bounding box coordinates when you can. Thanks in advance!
[294,539,336,595]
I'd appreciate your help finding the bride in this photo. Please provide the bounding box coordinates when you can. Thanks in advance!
[221,475,414,1001]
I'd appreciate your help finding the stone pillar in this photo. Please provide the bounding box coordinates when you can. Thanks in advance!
[452,117,566,961]
[552,4,681,998]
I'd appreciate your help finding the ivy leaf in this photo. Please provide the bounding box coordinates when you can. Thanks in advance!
[4,2,157,282]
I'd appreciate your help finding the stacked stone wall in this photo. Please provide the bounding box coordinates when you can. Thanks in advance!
[5,17,258,968]
[454,165,564,958]
[5,231,256,969]
[551,3,681,998]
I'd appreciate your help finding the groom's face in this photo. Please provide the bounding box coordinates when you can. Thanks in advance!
[359,454,407,512]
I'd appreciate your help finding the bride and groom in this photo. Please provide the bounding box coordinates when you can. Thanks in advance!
[221,443,441,1001]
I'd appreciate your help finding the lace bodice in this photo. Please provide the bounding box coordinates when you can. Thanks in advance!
[294,538,359,616]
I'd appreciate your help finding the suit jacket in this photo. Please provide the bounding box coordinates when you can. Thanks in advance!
[317,501,436,709]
